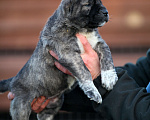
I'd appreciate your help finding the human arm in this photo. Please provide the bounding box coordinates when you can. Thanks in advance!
[91,67,150,120]
[119,49,150,87]
[51,48,150,119]
[90,49,150,120]
[59,48,150,119]
[61,48,150,119]
[59,48,150,120]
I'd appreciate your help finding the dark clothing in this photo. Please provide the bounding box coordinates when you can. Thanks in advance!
[119,49,150,87]
[92,68,150,120]
[61,49,150,120]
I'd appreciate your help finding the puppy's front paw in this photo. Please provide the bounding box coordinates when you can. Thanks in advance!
[80,81,102,103]
[101,69,118,90]
[85,89,102,103]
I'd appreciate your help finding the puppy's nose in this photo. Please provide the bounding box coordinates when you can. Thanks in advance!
[101,8,108,17]
[100,7,109,22]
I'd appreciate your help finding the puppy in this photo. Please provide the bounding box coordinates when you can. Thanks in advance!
[0,0,118,120]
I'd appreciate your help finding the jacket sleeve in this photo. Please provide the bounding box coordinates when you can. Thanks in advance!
[92,68,150,120]
[119,49,150,87]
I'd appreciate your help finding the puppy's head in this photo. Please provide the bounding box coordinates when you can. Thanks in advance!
[62,0,109,29]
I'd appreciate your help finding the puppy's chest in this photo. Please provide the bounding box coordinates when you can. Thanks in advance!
[77,31,100,54]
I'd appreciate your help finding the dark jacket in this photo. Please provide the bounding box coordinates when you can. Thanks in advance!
[120,49,150,87]
[62,49,150,120]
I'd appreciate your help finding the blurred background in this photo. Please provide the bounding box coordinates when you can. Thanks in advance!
[0,0,150,119]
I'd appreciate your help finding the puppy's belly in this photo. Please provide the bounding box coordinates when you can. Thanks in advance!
[77,31,100,54]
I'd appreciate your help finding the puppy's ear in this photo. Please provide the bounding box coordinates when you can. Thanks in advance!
[61,0,74,17]
[81,5,91,15]
[80,0,93,16]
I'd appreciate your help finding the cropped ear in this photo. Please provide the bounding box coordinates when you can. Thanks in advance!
[80,0,93,15]
[61,0,74,17]
[81,5,91,15]
[63,1,82,18]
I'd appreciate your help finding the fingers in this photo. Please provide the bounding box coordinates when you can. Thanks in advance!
[55,61,72,75]
[49,51,59,60]
[31,96,50,113]
[76,34,93,54]
[36,99,50,113]
[8,93,49,113]
[7,92,15,100]
[49,50,72,76]
[31,96,45,107]
[31,96,45,111]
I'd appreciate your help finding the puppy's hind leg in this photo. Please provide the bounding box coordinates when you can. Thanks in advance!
[37,95,64,120]
[10,97,32,120]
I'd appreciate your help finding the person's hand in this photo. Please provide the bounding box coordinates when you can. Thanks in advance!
[50,34,101,80]
[76,34,101,80]
[8,92,50,113]
[49,51,72,76]
[31,96,50,113]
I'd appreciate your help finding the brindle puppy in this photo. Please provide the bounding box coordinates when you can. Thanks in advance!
[0,0,118,120]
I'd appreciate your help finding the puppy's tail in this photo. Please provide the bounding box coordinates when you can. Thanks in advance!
[0,77,13,93]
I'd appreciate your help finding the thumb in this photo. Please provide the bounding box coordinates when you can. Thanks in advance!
[76,34,93,54]
[8,92,15,100]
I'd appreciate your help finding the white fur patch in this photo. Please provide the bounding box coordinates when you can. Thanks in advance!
[67,76,76,89]
[101,69,118,90]
[77,31,99,54]
[98,21,106,27]
[46,116,54,120]
[77,38,85,54]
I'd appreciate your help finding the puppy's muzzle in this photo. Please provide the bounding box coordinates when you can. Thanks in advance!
[100,7,109,22]
[98,6,109,27]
